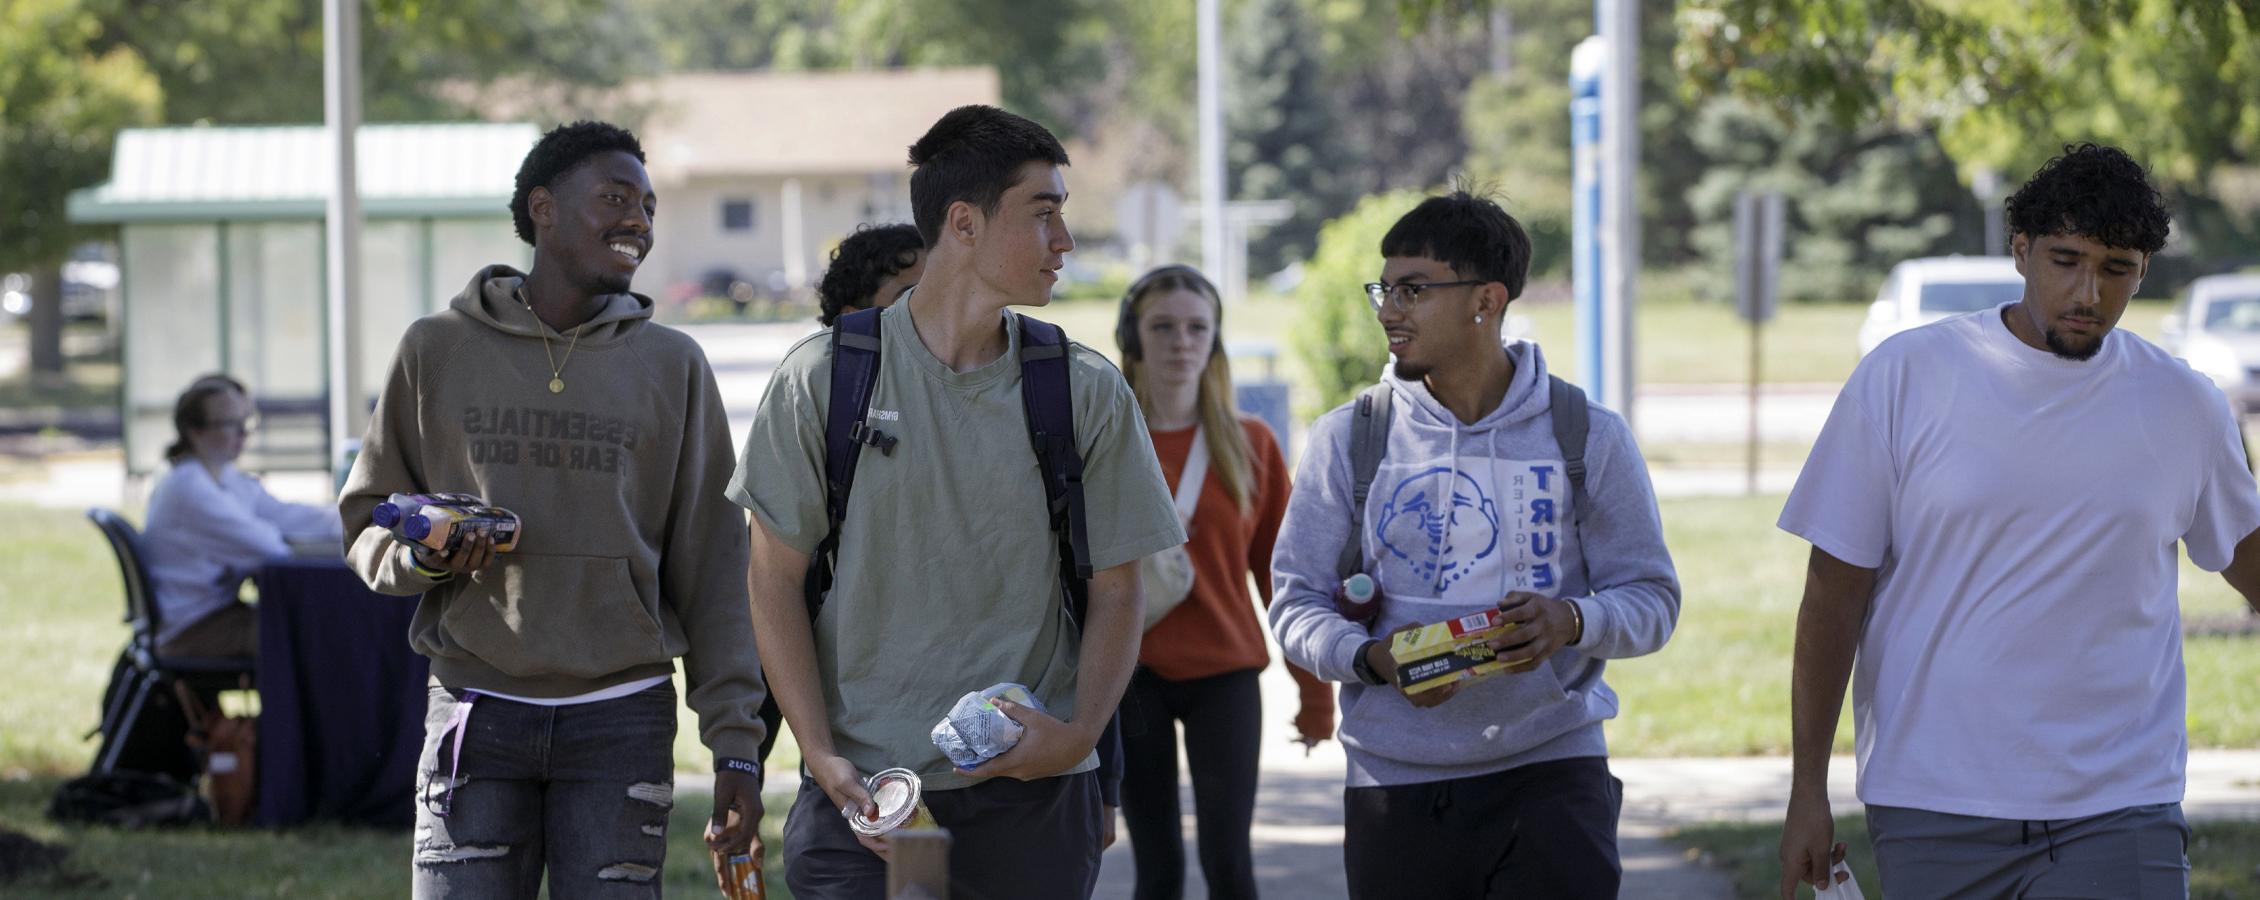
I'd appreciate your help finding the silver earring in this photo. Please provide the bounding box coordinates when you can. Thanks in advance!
[1475,314,1484,324]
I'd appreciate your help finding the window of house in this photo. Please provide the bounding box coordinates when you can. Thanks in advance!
[721,199,754,232]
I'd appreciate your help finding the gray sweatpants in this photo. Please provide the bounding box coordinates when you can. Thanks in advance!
[1866,802,2189,899]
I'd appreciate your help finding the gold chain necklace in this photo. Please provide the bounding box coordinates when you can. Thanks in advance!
[515,286,584,394]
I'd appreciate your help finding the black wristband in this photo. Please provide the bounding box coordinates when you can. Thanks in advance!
[1350,639,1388,686]
[717,757,760,781]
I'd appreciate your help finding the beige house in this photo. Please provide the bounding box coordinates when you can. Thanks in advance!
[618,68,1001,304]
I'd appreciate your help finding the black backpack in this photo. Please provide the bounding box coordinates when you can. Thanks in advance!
[804,305,1094,624]
[755,305,1120,791]
[1338,376,1593,584]
[46,770,207,828]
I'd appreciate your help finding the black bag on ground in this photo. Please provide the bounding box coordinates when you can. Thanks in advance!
[87,650,199,782]
[45,771,207,828]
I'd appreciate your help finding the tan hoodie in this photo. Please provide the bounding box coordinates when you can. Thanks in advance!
[339,264,766,759]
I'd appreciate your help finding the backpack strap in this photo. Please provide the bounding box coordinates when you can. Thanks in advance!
[804,307,889,621]
[1334,377,1593,586]
[1548,375,1594,590]
[1336,383,1394,579]
[1015,314,1093,628]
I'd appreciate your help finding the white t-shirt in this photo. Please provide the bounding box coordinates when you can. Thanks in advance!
[1779,303,2260,820]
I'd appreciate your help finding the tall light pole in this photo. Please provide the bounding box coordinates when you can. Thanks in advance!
[1196,0,1227,284]
[324,0,364,474]
[1598,0,1639,423]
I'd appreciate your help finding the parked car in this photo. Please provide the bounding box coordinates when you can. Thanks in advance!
[2161,273,2260,412]
[1857,256,2025,357]
[0,259,118,324]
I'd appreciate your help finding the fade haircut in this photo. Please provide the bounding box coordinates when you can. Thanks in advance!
[816,223,924,327]
[2005,143,2170,254]
[510,121,647,246]
[1379,191,1533,301]
[906,105,1070,249]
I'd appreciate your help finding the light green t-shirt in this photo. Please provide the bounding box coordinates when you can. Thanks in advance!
[727,301,1184,790]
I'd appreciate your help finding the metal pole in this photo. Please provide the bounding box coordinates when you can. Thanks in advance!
[323,0,363,472]
[1598,0,1639,423]
[1973,167,2004,255]
[1569,37,1604,394]
[1747,318,1760,496]
[782,177,807,295]
[1196,0,1227,285]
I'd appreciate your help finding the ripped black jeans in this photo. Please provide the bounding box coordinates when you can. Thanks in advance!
[412,682,677,899]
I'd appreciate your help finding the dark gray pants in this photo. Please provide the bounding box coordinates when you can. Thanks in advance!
[410,684,677,900]
[1868,802,2190,899]
[783,770,1104,900]
[1343,756,1623,900]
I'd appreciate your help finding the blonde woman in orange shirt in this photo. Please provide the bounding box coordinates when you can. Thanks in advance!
[1112,265,1334,900]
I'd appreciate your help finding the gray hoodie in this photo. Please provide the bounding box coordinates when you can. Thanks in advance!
[1269,341,1679,787]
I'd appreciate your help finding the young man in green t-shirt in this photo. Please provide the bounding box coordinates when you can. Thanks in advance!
[728,105,1183,899]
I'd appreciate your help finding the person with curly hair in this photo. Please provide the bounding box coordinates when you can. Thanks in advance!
[816,223,925,327]
[339,120,770,898]
[1777,143,2260,898]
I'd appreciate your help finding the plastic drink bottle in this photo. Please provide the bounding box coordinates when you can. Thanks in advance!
[1335,573,1382,625]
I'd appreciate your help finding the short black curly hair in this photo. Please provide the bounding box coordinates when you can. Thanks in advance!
[2005,143,2170,254]
[510,121,647,246]
[816,224,924,327]
[1380,191,1533,301]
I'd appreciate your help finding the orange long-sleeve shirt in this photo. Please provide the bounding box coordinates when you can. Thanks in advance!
[1139,416,1334,736]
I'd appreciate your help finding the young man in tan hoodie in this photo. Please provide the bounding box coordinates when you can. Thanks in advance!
[340,121,768,897]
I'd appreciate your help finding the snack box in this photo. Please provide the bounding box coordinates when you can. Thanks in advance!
[1389,608,1518,695]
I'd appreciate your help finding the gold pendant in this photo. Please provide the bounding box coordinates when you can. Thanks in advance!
[549,377,565,394]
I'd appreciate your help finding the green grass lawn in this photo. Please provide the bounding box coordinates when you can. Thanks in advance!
[1603,494,2260,756]
[0,773,795,899]
[1675,814,2260,900]
[1029,283,2188,399]
[1030,280,1876,390]
[4,491,2254,891]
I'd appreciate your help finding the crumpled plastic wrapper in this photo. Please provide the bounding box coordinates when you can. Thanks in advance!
[930,683,1045,769]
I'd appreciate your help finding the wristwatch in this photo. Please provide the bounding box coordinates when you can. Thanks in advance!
[1350,639,1389,686]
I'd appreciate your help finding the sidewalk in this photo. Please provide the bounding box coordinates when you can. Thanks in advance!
[1078,662,1738,900]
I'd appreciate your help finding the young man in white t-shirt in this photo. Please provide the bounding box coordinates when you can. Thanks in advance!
[1776,143,2260,898]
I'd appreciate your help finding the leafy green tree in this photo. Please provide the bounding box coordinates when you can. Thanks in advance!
[1290,190,1423,417]
[1228,0,1356,274]
[0,0,159,376]
[85,0,649,125]
[1682,99,1980,304]
[1675,0,2260,189]
[1454,0,1584,278]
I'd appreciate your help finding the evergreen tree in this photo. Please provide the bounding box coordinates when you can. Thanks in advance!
[1226,0,1353,275]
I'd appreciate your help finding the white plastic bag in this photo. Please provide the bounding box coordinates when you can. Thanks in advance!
[1813,860,1865,900]
[929,683,1045,769]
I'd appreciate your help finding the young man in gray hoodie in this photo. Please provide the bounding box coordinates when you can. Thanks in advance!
[1269,192,1681,898]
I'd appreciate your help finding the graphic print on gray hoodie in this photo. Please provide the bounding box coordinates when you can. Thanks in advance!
[1269,341,1681,787]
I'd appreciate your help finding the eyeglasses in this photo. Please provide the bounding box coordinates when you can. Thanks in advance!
[203,416,259,435]
[1364,280,1488,313]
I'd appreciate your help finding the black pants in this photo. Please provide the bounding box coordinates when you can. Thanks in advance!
[783,770,1103,900]
[1118,666,1262,900]
[1343,756,1623,900]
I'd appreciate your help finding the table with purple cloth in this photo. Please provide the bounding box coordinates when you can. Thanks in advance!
[254,557,428,828]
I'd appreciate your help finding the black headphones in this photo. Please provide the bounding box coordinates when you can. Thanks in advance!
[1115,264,1224,362]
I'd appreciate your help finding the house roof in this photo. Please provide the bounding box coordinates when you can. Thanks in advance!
[632,68,1002,181]
[67,123,539,223]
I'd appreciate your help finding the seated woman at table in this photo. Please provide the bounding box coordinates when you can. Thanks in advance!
[141,373,341,660]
